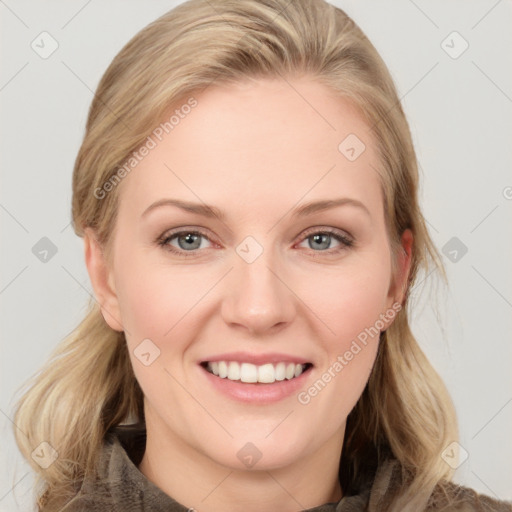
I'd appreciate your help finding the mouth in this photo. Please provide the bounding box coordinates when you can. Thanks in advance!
[200,360,314,384]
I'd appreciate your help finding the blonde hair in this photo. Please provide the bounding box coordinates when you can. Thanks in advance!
[13,1,459,510]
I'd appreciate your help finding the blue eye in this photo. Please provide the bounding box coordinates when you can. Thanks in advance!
[299,230,353,253]
[157,230,212,257]
[157,227,353,258]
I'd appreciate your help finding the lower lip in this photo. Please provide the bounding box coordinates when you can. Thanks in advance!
[199,364,313,404]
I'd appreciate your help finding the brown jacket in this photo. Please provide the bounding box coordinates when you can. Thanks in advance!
[58,425,512,512]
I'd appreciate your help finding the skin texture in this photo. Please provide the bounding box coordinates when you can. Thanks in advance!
[84,76,413,512]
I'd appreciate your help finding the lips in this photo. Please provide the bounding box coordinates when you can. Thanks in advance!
[199,351,312,366]
[198,358,314,403]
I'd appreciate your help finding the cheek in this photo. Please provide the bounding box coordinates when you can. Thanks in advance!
[114,257,204,394]
[303,258,391,344]
[114,247,203,337]
[296,265,390,419]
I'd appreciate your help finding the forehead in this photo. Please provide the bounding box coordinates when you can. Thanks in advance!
[117,76,384,222]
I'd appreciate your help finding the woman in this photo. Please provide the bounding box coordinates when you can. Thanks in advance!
[12,0,511,511]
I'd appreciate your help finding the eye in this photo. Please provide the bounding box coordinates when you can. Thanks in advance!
[157,229,213,257]
[156,227,354,258]
[296,228,353,255]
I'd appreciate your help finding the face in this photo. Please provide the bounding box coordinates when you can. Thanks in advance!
[86,76,411,472]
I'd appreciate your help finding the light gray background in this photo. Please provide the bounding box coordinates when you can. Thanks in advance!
[1,1,511,510]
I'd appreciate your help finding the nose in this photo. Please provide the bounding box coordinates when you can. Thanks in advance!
[221,247,296,335]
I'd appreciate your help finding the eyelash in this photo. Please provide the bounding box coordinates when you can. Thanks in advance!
[156,227,354,258]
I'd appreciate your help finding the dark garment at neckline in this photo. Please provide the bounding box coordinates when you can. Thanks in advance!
[59,424,512,512]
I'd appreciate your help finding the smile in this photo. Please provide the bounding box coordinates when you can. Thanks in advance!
[201,361,313,384]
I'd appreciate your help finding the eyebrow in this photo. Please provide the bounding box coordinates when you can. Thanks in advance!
[141,197,371,220]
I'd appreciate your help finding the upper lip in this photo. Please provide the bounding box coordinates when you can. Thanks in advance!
[199,351,313,366]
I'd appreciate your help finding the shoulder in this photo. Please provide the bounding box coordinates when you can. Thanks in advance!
[56,434,119,512]
[367,458,512,512]
[426,480,512,512]
[58,424,189,512]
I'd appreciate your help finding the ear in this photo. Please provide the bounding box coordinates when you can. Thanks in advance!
[83,228,124,332]
[389,228,413,307]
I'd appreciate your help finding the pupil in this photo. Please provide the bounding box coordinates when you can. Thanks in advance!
[180,233,199,249]
[311,233,329,250]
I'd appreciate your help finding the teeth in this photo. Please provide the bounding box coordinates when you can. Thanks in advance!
[241,362,258,383]
[258,363,275,383]
[227,361,240,380]
[218,361,228,378]
[205,361,308,383]
[275,362,286,381]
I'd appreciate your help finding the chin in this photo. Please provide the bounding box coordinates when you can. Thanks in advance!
[201,432,309,472]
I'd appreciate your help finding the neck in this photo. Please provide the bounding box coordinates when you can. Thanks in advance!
[138,409,344,512]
